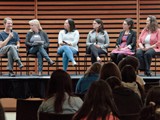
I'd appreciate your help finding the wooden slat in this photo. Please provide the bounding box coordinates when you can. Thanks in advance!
[0,0,159,74]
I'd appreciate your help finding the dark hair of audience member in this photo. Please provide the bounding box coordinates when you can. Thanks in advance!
[45,69,73,113]
[121,65,136,83]
[100,62,122,81]
[139,86,160,120]
[84,62,102,77]
[118,56,139,71]
[73,80,119,120]
[105,76,122,90]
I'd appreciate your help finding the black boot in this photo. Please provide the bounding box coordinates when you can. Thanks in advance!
[9,70,15,77]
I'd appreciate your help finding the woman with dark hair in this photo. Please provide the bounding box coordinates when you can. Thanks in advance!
[86,18,110,63]
[136,15,160,76]
[100,62,122,81]
[106,76,143,116]
[118,56,145,89]
[75,62,102,94]
[57,19,79,71]
[121,65,145,101]
[111,18,136,65]
[73,80,119,120]
[139,86,160,120]
[38,69,83,114]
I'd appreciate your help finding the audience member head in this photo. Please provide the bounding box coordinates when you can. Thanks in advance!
[46,69,72,113]
[64,18,76,33]
[123,18,134,30]
[139,86,160,120]
[121,65,136,83]
[100,62,122,80]
[118,56,139,71]
[73,80,118,120]
[84,62,102,77]
[105,76,122,90]
[29,19,42,32]
[145,15,158,33]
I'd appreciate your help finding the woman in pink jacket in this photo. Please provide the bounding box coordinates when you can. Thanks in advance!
[136,15,160,76]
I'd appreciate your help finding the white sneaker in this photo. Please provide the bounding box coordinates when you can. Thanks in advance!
[72,61,77,66]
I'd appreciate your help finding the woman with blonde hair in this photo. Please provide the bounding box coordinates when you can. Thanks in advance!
[25,19,55,76]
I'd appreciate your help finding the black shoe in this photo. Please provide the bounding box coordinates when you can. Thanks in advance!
[9,71,16,77]
[144,71,152,76]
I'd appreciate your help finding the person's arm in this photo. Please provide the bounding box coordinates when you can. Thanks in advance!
[0,32,13,48]
[25,32,33,47]
[145,29,160,50]
[58,30,66,46]
[69,30,79,47]
[126,30,137,50]
[138,29,145,50]
[42,31,49,48]
[86,31,94,47]
[100,31,110,49]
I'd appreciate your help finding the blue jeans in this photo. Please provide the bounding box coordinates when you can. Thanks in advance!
[57,45,77,71]
[29,45,51,72]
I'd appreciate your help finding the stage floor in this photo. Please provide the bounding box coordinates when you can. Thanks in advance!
[0,74,159,98]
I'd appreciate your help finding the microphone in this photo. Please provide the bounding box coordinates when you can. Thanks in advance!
[10,28,14,39]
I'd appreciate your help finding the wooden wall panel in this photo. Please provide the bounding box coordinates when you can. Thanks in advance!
[0,0,159,75]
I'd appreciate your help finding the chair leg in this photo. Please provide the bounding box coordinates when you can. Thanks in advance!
[56,56,58,70]
[0,58,2,75]
[27,57,29,75]
[155,57,156,76]
[48,63,49,75]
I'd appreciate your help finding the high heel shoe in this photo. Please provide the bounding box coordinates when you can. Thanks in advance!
[48,59,55,66]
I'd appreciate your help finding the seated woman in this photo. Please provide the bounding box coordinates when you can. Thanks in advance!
[136,15,160,76]
[110,18,136,65]
[38,69,83,115]
[25,19,54,76]
[73,80,119,120]
[86,18,110,63]
[57,18,79,71]
[75,62,102,94]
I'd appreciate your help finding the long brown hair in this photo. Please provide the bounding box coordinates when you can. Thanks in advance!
[73,80,119,120]
[46,69,73,113]
[100,62,122,80]
[146,15,159,33]
[84,62,102,77]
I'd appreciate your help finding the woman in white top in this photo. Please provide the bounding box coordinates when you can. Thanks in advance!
[57,19,79,71]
